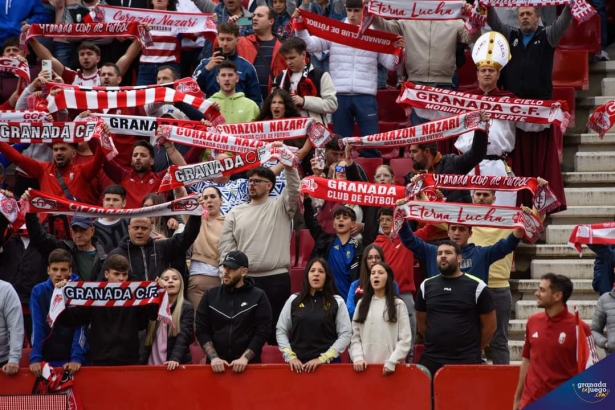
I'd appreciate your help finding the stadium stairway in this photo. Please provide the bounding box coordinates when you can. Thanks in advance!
[507,60,615,362]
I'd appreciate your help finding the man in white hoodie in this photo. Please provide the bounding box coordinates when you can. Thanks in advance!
[295,0,401,157]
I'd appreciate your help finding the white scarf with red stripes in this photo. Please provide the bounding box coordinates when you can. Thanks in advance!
[0,119,104,143]
[48,281,172,328]
[0,58,30,92]
[0,110,49,122]
[568,222,615,253]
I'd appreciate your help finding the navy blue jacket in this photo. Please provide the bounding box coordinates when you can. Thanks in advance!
[30,274,87,366]
[399,222,520,284]
[589,245,615,295]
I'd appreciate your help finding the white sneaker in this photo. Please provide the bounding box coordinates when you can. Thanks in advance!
[596,50,610,61]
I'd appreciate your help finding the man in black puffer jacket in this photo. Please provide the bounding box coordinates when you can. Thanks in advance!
[403,127,489,204]
[195,251,272,373]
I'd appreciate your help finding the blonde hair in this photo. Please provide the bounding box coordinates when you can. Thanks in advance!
[145,268,186,346]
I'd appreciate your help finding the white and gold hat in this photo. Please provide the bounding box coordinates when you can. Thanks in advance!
[472,32,511,71]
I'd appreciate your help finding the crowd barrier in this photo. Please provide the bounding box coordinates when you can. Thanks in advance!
[0,364,432,410]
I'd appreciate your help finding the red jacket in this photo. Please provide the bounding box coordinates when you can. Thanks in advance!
[374,234,416,294]
[103,160,166,208]
[0,142,105,204]
[237,35,287,92]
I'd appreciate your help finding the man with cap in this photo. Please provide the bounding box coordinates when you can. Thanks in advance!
[195,250,272,373]
[23,189,107,280]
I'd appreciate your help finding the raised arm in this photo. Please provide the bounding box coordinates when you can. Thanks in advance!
[0,142,45,179]
[486,7,514,39]
[116,40,142,77]
[448,129,488,176]
[190,0,217,13]
[25,213,65,259]
[218,212,238,262]
[21,24,65,76]
[281,164,300,217]
[546,5,572,47]
[399,220,436,262]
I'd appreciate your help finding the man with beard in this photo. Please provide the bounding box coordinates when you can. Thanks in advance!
[103,140,185,208]
[195,251,272,373]
[414,240,496,377]
[404,111,490,204]
[219,163,300,345]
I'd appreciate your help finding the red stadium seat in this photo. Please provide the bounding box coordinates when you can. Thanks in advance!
[289,233,297,268]
[290,266,304,294]
[457,48,478,91]
[552,86,576,127]
[261,345,285,364]
[552,49,589,90]
[376,89,408,123]
[190,343,205,364]
[389,158,413,186]
[296,229,314,269]
[339,350,350,363]
[558,13,601,54]
[19,348,31,368]
[413,344,425,364]
[354,158,384,183]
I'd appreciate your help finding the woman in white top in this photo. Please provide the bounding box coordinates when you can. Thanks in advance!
[350,262,411,375]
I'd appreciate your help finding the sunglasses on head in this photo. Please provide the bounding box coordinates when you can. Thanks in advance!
[334,165,346,173]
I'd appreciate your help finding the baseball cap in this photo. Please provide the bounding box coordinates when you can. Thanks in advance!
[221,251,249,269]
[70,216,94,229]
[156,104,189,120]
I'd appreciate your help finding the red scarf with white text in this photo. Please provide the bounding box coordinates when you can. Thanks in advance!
[0,58,30,93]
[20,22,153,55]
[398,82,571,132]
[32,362,82,410]
[0,110,49,122]
[394,201,544,243]
[586,100,615,138]
[568,222,615,253]
[159,144,297,191]
[407,174,560,216]
[341,111,489,147]
[480,0,596,23]
[301,176,406,208]
[0,119,104,143]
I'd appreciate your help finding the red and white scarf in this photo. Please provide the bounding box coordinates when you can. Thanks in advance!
[159,144,297,191]
[341,111,489,147]
[0,110,49,122]
[394,200,544,243]
[0,192,25,232]
[407,174,560,216]
[362,0,487,33]
[586,100,615,138]
[48,281,172,328]
[568,222,615,253]
[294,10,404,65]
[89,5,218,41]
[398,82,571,132]
[0,119,104,144]
[51,77,205,99]
[94,113,209,137]
[0,58,30,92]
[480,0,596,23]
[21,189,203,218]
[45,86,223,125]
[214,118,332,147]
[301,176,406,208]
[32,362,82,410]
[20,22,153,55]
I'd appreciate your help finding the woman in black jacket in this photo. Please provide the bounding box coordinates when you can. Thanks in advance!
[142,268,194,369]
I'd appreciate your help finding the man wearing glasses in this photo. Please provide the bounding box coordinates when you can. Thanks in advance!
[219,164,301,345]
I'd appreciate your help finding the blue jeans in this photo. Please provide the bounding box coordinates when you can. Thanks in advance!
[136,62,181,86]
[53,42,75,67]
[333,94,380,158]
[489,287,512,364]
[589,0,608,50]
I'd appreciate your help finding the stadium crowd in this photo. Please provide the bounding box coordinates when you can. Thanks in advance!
[0,0,612,409]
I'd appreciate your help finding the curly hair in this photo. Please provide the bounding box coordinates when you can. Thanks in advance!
[256,88,300,121]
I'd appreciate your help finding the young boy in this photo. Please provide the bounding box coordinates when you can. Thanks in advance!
[272,0,293,41]
[30,249,87,377]
[303,196,363,299]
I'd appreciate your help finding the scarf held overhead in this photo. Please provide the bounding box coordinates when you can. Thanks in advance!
[47,281,172,328]
[50,77,205,99]
[45,86,223,125]
[407,174,560,216]
[0,57,30,84]
[341,111,489,147]
[22,189,203,217]
[397,82,571,132]
[20,22,153,54]
[395,200,544,243]
[480,0,596,23]
[159,143,297,191]
[301,176,406,207]
[586,100,615,138]
[0,119,104,143]
[93,113,209,137]
[294,10,403,58]
[0,110,49,122]
[568,222,615,253]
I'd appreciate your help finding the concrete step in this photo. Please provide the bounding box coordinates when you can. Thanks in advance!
[516,300,597,320]
[530,259,594,279]
[545,224,576,244]
[564,187,615,206]
[511,279,598,300]
[575,152,615,172]
[549,206,615,225]
[516,243,595,258]
[564,132,615,147]
[563,172,615,184]
[578,96,614,109]
[589,60,615,76]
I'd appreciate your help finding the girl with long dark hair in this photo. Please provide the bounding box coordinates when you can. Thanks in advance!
[349,262,411,375]
[346,244,384,318]
[256,88,301,121]
[141,268,194,369]
[276,258,351,373]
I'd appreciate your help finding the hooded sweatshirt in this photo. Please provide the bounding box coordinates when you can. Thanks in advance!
[0,279,23,365]
[207,91,260,124]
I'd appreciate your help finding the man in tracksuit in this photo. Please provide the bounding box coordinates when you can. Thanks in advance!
[195,251,272,373]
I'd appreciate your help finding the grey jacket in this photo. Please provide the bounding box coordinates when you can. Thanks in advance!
[0,280,24,364]
[591,289,615,354]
